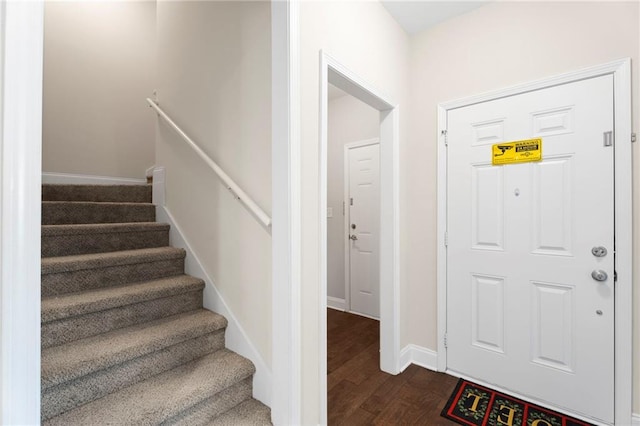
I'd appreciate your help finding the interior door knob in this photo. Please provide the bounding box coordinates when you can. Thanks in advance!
[591,270,608,282]
[349,235,358,241]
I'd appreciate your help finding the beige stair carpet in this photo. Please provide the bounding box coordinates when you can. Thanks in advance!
[41,183,271,424]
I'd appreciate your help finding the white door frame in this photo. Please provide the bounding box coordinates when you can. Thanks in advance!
[436,58,633,424]
[343,138,380,316]
[319,51,401,424]
[0,1,44,424]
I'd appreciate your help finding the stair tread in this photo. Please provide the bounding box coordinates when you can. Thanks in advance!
[42,247,185,274]
[42,309,227,389]
[42,222,169,237]
[207,399,271,425]
[43,349,255,426]
[42,275,205,323]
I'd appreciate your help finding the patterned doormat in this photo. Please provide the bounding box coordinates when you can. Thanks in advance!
[441,379,594,426]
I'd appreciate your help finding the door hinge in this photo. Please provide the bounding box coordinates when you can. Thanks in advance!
[350,197,353,206]
[603,130,613,147]
[632,133,637,143]
[614,270,618,282]
[444,334,448,348]
[444,231,448,247]
[441,129,448,146]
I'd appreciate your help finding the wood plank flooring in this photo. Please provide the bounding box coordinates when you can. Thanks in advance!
[327,309,459,425]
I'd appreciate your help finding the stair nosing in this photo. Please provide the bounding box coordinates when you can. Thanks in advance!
[41,275,205,323]
[42,222,169,237]
[41,309,228,390]
[41,247,185,274]
[42,201,155,206]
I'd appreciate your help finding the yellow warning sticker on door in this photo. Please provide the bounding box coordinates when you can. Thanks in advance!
[492,138,542,165]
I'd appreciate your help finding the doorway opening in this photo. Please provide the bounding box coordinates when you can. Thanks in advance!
[319,52,400,423]
[326,83,380,319]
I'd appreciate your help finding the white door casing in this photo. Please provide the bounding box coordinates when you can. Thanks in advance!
[319,52,401,424]
[345,140,380,319]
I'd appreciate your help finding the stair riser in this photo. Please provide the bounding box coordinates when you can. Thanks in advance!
[43,203,155,225]
[42,229,169,257]
[42,331,225,421]
[42,258,185,297]
[164,377,253,426]
[42,185,152,203]
[42,291,204,349]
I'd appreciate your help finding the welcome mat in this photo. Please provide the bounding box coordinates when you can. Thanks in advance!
[441,379,594,426]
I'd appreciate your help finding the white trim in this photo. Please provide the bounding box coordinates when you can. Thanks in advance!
[319,51,401,424]
[145,165,155,179]
[42,172,146,186]
[436,106,448,373]
[271,1,301,424]
[437,58,633,425]
[399,345,438,373]
[342,138,380,315]
[0,1,43,423]
[156,206,272,406]
[631,413,640,426]
[327,297,346,311]
[151,167,165,207]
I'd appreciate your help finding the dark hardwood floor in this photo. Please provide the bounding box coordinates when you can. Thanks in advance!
[327,309,459,425]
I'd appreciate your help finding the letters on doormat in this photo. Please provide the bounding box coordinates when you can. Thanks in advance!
[441,379,594,426]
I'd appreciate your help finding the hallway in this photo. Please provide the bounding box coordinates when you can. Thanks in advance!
[328,310,458,425]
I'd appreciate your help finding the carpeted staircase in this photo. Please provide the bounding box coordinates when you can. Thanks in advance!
[41,183,271,425]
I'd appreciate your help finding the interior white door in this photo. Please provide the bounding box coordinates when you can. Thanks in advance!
[347,142,380,319]
[447,75,615,424]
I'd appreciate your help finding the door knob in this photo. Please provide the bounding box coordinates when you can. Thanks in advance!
[349,235,358,241]
[591,270,608,282]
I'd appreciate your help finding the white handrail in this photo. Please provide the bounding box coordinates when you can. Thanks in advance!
[147,98,272,231]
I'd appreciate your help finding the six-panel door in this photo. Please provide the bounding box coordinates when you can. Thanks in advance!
[446,75,615,424]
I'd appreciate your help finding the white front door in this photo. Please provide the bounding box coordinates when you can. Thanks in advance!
[346,141,380,319]
[447,75,614,424]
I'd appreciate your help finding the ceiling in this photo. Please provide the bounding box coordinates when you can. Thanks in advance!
[380,1,489,34]
[329,2,489,101]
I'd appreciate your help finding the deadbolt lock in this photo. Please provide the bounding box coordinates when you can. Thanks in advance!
[591,246,607,257]
[351,224,356,230]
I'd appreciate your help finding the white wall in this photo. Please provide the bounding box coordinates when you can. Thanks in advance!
[155,1,272,366]
[406,0,640,413]
[299,2,410,422]
[43,1,156,179]
[327,92,379,304]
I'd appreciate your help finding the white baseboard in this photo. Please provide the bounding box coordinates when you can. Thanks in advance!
[42,171,146,185]
[156,205,272,407]
[400,344,438,373]
[327,296,346,311]
[632,413,640,425]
